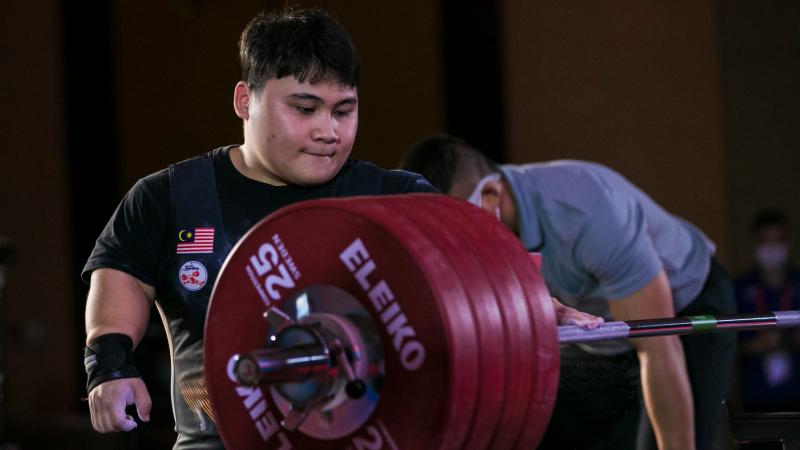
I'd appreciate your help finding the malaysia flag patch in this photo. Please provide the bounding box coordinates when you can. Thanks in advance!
[176,227,215,254]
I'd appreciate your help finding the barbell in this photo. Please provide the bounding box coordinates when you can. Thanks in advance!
[203,194,800,450]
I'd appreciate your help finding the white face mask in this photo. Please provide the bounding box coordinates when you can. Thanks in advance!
[467,173,502,220]
[755,242,789,272]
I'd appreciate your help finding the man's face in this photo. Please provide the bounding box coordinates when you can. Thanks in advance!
[754,223,791,272]
[241,76,358,186]
[453,176,520,235]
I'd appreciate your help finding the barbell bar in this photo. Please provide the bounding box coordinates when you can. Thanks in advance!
[236,310,800,386]
[558,310,800,343]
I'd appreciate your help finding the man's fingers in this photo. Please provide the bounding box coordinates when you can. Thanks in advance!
[579,314,604,329]
[108,387,137,432]
[563,309,604,329]
[551,297,604,329]
[114,413,138,432]
[132,379,152,422]
[89,396,99,432]
[87,378,146,432]
[89,389,118,433]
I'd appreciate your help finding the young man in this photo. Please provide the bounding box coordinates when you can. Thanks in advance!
[82,9,434,449]
[401,134,737,450]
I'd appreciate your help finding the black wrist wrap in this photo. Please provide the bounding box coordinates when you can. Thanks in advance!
[84,333,141,393]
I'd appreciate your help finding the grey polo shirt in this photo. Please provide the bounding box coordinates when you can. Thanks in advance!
[500,161,714,353]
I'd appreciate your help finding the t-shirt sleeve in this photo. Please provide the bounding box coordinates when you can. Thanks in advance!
[574,191,662,300]
[81,173,171,286]
[381,170,439,194]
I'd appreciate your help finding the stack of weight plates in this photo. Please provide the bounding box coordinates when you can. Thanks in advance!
[204,193,559,449]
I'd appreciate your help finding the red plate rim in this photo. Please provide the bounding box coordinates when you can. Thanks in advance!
[415,194,539,448]
[392,195,508,450]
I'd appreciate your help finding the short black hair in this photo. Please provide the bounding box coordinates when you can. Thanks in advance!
[239,8,360,91]
[399,133,497,194]
[751,209,790,234]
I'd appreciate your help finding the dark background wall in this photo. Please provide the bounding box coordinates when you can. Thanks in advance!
[1,0,798,448]
[500,0,800,272]
[1,0,76,438]
[503,1,729,261]
[720,1,800,272]
[111,0,447,185]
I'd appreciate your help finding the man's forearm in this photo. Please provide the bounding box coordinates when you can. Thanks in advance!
[638,336,695,450]
[607,270,695,450]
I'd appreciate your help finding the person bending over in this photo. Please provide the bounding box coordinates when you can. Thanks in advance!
[401,134,737,450]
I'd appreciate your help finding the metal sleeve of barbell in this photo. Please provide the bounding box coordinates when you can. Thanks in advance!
[558,310,800,344]
[776,310,800,327]
[233,345,331,385]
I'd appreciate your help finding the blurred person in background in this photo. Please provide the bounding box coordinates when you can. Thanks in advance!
[734,209,800,412]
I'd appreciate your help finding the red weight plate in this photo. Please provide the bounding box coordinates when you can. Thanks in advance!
[416,195,537,449]
[334,198,481,450]
[427,196,560,448]
[205,197,479,450]
[490,231,558,449]
[391,195,507,450]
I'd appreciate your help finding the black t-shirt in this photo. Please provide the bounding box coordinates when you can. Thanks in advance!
[82,146,435,447]
[82,146,436,289]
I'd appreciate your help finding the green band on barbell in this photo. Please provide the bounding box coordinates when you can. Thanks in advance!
[689,315,717,332]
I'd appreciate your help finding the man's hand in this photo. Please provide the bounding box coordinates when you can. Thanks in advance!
[551,297,604,329]
[88,377,151,432]
[85,268,155,433]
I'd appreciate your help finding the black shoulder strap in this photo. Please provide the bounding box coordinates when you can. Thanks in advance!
[169,153,222,230]
[167,151,234,276]
[165,152,229,440]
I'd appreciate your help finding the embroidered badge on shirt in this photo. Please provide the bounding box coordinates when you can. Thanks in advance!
[179,261,208,291]
[176,227,215,254]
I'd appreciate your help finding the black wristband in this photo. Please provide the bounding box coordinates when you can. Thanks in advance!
[84,333,141,393]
